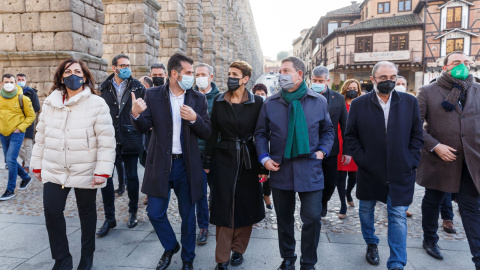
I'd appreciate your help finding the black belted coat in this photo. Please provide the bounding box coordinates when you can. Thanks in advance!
[205,90,266,228]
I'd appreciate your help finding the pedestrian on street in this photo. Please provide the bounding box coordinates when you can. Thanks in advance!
[97,54,146,236]
[310,66,350,218]
[16,73,41,174]
[31,58,116,270]
[252,83,273,210]
[255,57,335,270]
[150,62,167,87]
[416,51,480,269]
[0,74,36,201]
[344,61,423,270]
[204,61,266,270]
[193,62,220,246]
[336,78,361,218]
[131,53,211,270]
[139,76,154,89]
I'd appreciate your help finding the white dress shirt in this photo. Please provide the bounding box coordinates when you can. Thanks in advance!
[376,92,392,132]
[170,88,185,154]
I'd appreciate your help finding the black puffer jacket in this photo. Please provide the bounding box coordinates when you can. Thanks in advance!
[99,73,145,154]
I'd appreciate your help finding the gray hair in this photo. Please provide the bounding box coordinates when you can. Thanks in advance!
[372,61,398,77]
[195,63,214,76]
[397,75,408,85]
[281,57,305,78]
[312,66,329,79]
[150,63,166,72]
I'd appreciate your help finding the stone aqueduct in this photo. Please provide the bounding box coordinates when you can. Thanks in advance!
[0,0,263,98]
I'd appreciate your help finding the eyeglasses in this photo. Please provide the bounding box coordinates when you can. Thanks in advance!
[116,64,131,69]
[374,75,397,82]
[446,60,473,67]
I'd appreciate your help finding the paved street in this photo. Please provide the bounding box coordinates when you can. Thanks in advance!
[0,154,474,269]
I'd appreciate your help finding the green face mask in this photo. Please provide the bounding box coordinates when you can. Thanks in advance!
[450,63,469,80]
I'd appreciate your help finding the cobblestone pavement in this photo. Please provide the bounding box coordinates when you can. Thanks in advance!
[0,155,466,242]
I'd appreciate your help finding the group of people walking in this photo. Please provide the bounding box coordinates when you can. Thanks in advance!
[0,50,479,270]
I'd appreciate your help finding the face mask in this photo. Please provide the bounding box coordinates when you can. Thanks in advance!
[196,76,209,90]
[3,83,15,92]
[278,72,298,91]
[175,71,194,90]
[63,74,84,91]
[312,83,326,93]
[227,77,241,91]
[450,63,469,80]
[395,85,406,93]
[152,77,164,87]
[17,81,26,88]
[116,67,132,80]
[260,95,266,101]
[346,90,358,99]
[374,80,396,95]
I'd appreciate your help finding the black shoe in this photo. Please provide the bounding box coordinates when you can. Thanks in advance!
[77,254,93,270]
[156,242,180,270]
[230,251,243,266]
[321,204,328,217]
[96,220,116,237]
[19,177,32,190]
[182,262,194,270]
[196,228,209,245]
[115,186,125,195]
[127,212,138,228]
[300,266,315,270]
[0,190,15,201]
[423,241,443,260]
[389,268,403,270]
[52,254,73,270]
[366,244,379,265]
[215,262,229,270]
[278,259,295,270]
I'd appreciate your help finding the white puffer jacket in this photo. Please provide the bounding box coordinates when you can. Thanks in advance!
[31,88,116,189]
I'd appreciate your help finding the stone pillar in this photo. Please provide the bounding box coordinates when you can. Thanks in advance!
[213,0,225,89]
[157,0,187,65]
[185,0,203,62]
[221,1,231,85]
[201,0,215,69]
[103,0,161,79]
[0,0,107,99]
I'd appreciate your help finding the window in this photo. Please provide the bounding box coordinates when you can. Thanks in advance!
[399,0,412,12]
[390,34,409,50]
[447,7,462,29]
[356,36,372,53]
[378,2,390,14]
[446,38,464,54]
[341,22,350,27]
[328,22,338,34]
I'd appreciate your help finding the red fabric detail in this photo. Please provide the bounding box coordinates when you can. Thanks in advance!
[337,102,358,171]
[32,169,41,173]
[94,174,109,178]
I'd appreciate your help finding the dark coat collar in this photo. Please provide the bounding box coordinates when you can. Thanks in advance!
[369,89,401,108]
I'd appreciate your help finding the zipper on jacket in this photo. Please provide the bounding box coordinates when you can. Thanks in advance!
[63,108,71,187]
[86,130,90,152]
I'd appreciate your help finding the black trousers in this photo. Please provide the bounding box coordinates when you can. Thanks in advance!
[262,179,272,197]
[337,171,356,214]
[43,182,98,260]
[321,156,338,208]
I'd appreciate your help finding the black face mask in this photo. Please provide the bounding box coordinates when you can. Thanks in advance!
[152,77,165,87]
[345,90,358,99]
[376,80,396,95]
[227,77,241,91]
[63,74,84,91]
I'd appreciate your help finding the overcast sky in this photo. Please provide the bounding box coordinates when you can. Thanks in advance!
[250,0,360,60]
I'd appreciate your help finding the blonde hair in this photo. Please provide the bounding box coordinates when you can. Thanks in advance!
[340,79,362,98]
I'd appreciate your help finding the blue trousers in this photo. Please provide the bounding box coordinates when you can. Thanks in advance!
[0,132,29,192]
[195,171,209,230]
[147,158,196,263]
[359,196,408,269]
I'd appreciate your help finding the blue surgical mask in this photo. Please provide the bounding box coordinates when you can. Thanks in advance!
[278,72,298,91]
[175,72,194,90]
[312,83,326,93]
[117,67,132,80]
[17,81,26,88]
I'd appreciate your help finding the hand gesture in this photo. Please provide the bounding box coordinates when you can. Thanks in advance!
[180,104,197,122]
[92,176,106,188]
[131,92,147,118]
[265,159,280,171]
[341,155,352,165]
[434,144,457,162]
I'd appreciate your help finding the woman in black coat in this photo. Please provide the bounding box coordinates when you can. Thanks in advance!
[205,61,265,270]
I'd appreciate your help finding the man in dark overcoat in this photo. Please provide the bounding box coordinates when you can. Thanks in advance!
[345,61,423,270]
[416,51,480,269]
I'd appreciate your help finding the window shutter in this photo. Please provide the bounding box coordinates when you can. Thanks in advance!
[441,8,446,31]
[462,5,468,29]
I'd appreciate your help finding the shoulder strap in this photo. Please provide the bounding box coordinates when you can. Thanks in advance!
[18,94,25,115]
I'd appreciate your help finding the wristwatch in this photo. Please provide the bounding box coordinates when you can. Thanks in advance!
[319,149,327,157]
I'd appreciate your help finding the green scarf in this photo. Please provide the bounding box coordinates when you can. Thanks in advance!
[282,80,310,159]
[0,87,18,99]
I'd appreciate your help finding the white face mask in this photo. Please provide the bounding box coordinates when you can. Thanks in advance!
[395,85,407,93]
[196,76,209,90]
[3,83,15,92]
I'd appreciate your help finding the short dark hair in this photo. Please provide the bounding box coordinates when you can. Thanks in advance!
[281,57,305,78]
[2,74,15,82]
[112,54,129,66]
[253,83,268,96]
[151,63,166,72]
[167,53,194,77]
[16,73,26,78]
[443,51,467,66]
[140,76,153,88]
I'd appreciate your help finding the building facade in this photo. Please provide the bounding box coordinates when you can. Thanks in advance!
[0,0,263,99]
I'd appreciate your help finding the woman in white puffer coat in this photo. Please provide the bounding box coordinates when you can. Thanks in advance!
[31,59,116,270]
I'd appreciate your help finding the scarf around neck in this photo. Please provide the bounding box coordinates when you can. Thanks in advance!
[436,72,473,111]
[281,80,310,159]
[0,87,18,99]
